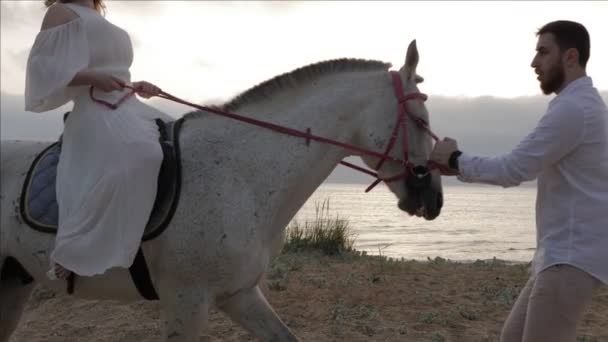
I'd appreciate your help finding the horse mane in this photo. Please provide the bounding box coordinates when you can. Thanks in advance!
[184,58,391,120]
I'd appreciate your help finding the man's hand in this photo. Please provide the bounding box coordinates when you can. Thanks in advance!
[132,81,161,99]
[430,137,459,166]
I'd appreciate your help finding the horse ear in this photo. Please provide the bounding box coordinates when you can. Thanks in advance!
[400,39,419,81]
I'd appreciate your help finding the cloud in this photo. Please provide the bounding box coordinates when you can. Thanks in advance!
[0,92,66,142]
[105,1,169,16]
[249,1,303,13]
[180,1,303,13]
[0,92,184,142]
[0,2,43,31]
[1,2,46,96]
[427,95,548,155]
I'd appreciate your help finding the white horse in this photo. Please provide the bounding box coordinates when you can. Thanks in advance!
[0,40,442,342]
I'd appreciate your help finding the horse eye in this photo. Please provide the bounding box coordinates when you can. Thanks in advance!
[409,115,427,127]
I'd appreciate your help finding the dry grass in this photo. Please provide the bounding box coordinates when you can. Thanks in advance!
[12,252,608,342]
[264,252,608,341]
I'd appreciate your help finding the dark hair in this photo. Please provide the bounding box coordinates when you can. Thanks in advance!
[537,20,590,68]
[44,0,105,13]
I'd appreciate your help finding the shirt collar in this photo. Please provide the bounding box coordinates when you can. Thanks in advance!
[549,76,592,105]
[558,76,593,97]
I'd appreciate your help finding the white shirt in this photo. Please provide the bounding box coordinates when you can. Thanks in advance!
[457,76,608,284]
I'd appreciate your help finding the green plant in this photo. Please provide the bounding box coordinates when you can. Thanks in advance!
[427,256,451,265]
[331,299,348,321]
[283,199,355,255]
[420,311,438,324]
[473,257,508,268]
[497,287,519,306]
[431,331,446,342]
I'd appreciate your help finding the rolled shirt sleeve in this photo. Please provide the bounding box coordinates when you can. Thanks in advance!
[24,18,89,113]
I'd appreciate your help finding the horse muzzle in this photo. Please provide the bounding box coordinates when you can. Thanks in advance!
[398,166,443,220]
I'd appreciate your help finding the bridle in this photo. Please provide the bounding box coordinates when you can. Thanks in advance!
[89,70,444,192]
[339,71,441,192]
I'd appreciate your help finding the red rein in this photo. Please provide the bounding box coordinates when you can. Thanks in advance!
[89,71,445,192]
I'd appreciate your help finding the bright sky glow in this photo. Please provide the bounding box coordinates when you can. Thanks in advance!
[1,1,607,104]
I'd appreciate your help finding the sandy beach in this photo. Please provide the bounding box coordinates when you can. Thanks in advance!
[9,252,608,342]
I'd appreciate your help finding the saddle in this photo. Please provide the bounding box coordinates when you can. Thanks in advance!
[20,117,183,241]
[19,116,184,300]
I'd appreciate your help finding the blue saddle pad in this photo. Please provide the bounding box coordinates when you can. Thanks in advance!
[20,119,183,241]
[22,143,61,229]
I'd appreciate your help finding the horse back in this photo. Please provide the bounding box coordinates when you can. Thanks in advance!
[1,140,53,186]
[0,140,53,239]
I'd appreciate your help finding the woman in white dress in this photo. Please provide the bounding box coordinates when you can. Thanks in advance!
[25,0,169,279]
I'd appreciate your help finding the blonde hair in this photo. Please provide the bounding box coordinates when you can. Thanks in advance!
[44,0,106,13]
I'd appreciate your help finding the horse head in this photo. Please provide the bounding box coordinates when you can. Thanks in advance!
[355,40,443,220]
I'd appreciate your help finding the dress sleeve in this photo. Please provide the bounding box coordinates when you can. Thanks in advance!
[24,18,89,112]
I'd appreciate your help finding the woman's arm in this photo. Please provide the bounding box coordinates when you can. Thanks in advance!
[40,4,124,92]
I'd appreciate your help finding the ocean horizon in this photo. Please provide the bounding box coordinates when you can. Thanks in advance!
[293,182,537,263]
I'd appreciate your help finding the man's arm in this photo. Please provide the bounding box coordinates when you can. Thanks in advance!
[432,100,585,187]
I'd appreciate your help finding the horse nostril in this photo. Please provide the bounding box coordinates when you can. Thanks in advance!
[412,165,429,177]
[407,165,431,189]
[437,192,443,209]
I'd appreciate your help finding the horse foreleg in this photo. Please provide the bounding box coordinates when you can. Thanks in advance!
[218,285,299,342]
[0,277,35,342]
[159,285,210,342]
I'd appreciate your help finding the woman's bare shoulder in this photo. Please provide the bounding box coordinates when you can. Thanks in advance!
[40,3,80,31]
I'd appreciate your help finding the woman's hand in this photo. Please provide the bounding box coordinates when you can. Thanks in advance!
[132,81,161,99]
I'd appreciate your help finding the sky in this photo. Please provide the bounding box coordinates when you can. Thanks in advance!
[1,1,607,183]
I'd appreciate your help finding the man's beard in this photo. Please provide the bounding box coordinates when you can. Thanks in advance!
[540,62,565,95]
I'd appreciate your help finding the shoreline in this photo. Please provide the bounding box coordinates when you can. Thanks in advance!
[353,251,531,266]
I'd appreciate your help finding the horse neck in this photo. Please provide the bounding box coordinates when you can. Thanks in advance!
[181,71,386,240]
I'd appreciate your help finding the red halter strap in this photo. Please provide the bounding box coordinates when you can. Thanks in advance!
[89,86,136,110]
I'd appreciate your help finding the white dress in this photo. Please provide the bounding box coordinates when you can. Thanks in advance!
[24,3,169,276]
